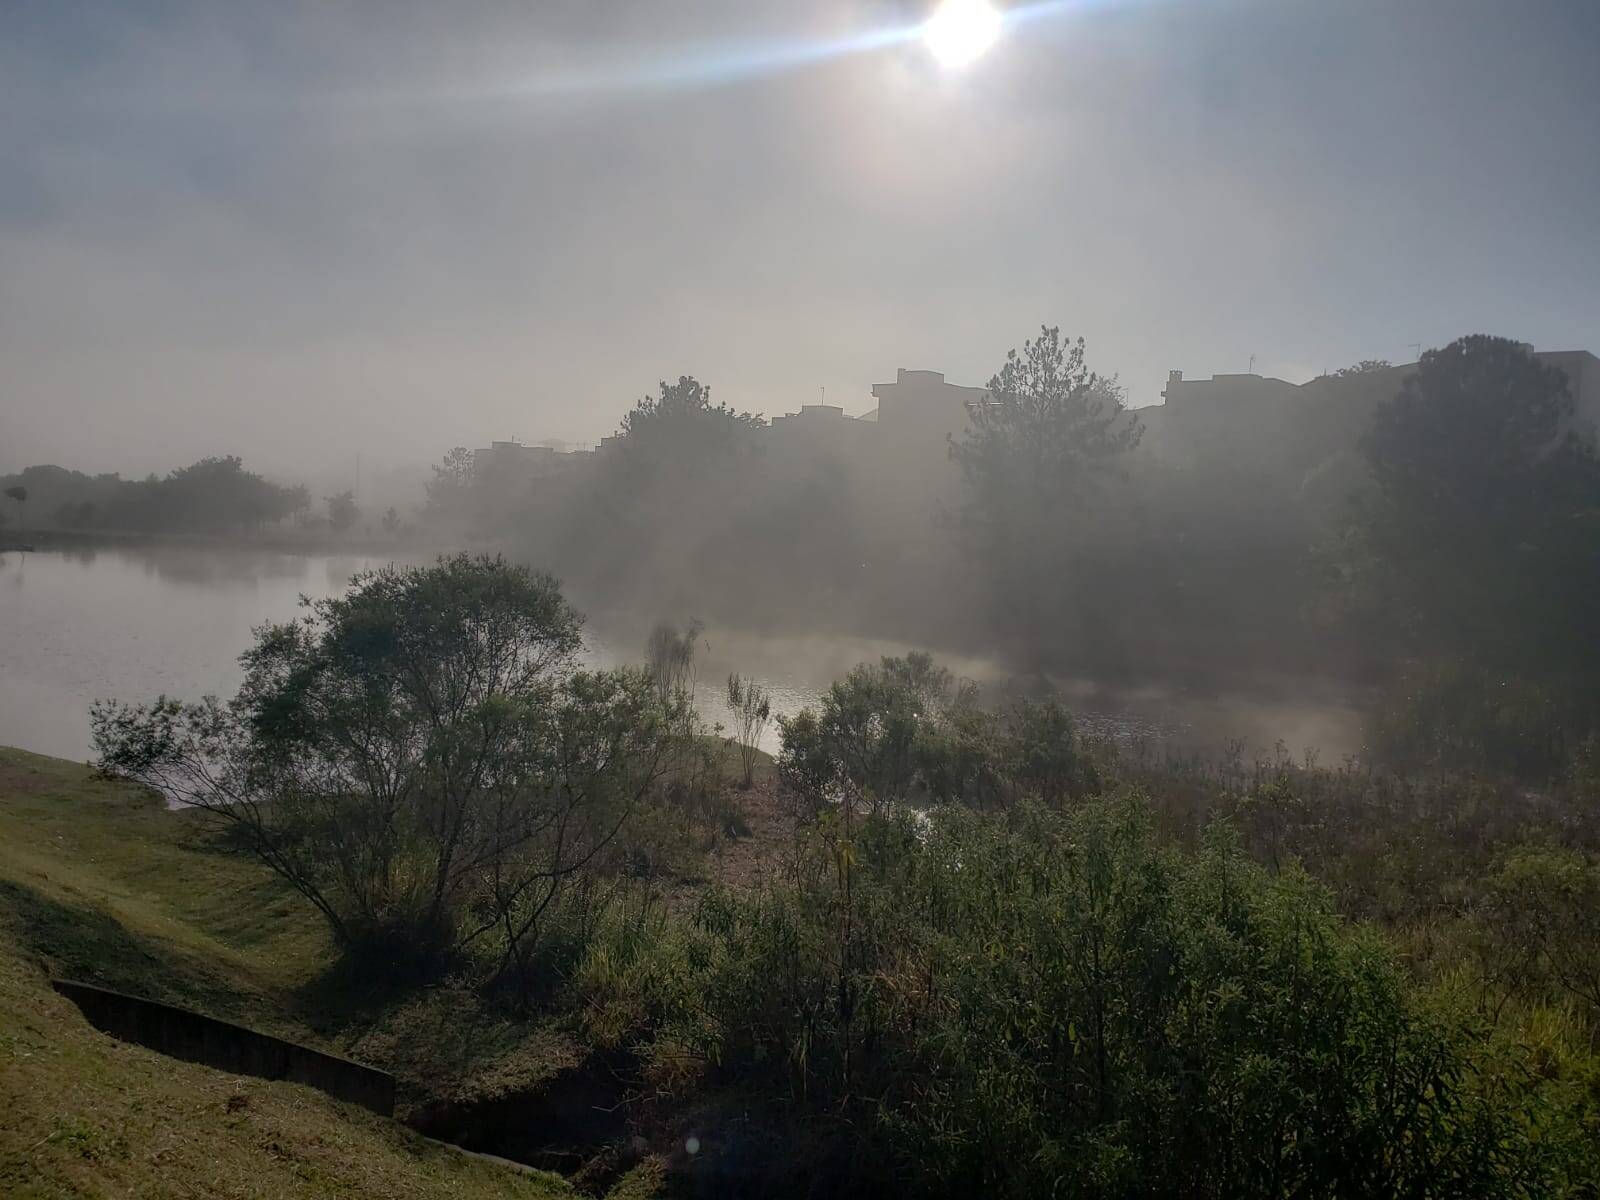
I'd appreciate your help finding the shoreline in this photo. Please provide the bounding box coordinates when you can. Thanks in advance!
[1,526,474,558]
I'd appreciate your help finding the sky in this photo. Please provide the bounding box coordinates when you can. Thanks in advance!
[2,0,1598,487]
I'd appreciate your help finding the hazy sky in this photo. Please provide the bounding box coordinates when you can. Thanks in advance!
[3,0,1598,484]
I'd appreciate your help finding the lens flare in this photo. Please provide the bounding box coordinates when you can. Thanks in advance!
[923,0,1004,69]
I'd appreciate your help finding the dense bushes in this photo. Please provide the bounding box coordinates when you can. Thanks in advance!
[620,799,1576,1196]
[776,652,1099,815]
[542,648,1600,1195]
[1366,658,1575,779]
[87,562,1600,1195]
[1480,846,1600,1018]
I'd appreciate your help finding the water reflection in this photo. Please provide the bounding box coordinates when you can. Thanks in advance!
[0,544,1365,766]
[0,545,413,762]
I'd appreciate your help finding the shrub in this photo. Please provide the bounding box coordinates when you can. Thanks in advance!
[725,673,771,789]
[1367,658,1569,778]
[656,799,1564,1197]
[1479,846,1600,1018]
[777,653,1099,816]
[776,654,942,815]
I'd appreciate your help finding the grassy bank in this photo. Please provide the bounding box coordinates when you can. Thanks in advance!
[0,747,573,1200]
[5,732,1598,1197]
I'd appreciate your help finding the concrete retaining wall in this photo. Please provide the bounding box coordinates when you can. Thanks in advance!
[52,978,394,1116]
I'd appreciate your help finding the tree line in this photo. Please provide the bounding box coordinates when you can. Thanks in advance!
[0,456,391,538]
[0,457,309,534]
[423,330,1600,780]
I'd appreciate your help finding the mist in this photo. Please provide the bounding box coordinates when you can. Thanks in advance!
[3,0,1597,483]
[11,2,1600,1195]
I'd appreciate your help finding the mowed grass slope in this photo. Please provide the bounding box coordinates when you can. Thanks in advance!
[0,747,572,1200]
[0,748,327,1033]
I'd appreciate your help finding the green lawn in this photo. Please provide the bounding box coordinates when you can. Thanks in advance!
[0,747,573,1200]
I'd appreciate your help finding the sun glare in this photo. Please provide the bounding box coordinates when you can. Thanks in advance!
[923,0,1003,69]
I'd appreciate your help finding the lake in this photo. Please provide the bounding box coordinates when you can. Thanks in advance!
[0,543,1365,764]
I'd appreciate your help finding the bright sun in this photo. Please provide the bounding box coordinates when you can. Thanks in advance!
[923,0,1003,69]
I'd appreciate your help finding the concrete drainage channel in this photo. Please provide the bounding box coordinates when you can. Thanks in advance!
[51,978,638,1182]
[51,981,861,1194]
[51,979,397,1115]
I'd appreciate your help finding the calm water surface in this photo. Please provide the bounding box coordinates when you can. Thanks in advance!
[0,545,1364,764]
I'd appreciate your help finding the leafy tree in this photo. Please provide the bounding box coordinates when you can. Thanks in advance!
[3,485,27,533]
[777,653,954,817]
[1331,358,1392,377]
[611,377,764,528]
[779,653,1099,817]
[1357,335,1600,683]
[1005,695,1100,808]
[953,327,1140,528]
[325,489,359,534]
[545,376,765,592]
[725,672,772,788]
[0,457,304,533]
[92,555,682,979]
[425,446,477,516]
[645,619,704,709]
[54,500,98,528]
[951,327,1141,649]
[616,376,763,475]
[1481,845,1600,1018]
[285,484,311,523]
[157,456,295,529]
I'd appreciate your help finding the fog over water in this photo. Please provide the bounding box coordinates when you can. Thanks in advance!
[3,4,1600,1194]
[4,1,1598,483]
[0,544,1363,764]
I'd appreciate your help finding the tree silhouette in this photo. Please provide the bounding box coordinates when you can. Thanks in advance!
[1360,334,1600,677]
[3,485,27,534]
[950,326,1141,647]
[325,490,359,534]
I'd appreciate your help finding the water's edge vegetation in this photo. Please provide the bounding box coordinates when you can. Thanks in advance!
[5,557,1599,1197]
[7,334,1600,1194]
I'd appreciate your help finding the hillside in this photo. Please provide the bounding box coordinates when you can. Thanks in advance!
[0,747,573,1200]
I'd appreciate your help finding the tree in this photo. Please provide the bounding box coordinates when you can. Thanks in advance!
[779,653,1098,817]
[1482,846,1600,1019]
[954,328,1140,526]
[285,484,312,525]
[92,555,682,979]
[1331,358,1392,378]
[546,374,768,594]
[645,619,703,708]
[138,456,305,531]
[726,672,772,788]
[616,376,763,473]
[4,485,27,533]
[1357,335,1600,681]
[950,326,1141,650]
[777,652,959,817]
[425,447,477,517]
[1005,695,1100,809]
[325,490,359,534]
